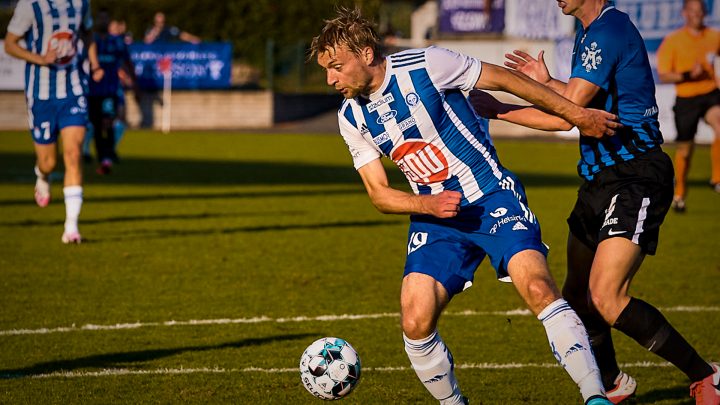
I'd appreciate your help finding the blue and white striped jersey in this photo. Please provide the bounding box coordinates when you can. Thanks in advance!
[339,46,507,206]
[7,0,92,101]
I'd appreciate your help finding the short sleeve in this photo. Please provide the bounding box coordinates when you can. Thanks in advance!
[6,0,34,37]
[570,30,619,91]
[424,46,482,92]
[338,107,381,170]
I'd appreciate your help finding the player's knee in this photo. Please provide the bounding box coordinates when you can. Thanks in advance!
[587,289,621,321]
[37,154,56,173]
[401,314,434,340]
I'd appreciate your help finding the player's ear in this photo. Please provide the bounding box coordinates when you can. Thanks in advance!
[361,46,374,66]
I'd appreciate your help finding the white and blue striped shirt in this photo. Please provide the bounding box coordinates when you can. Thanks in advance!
[339,46,506,205]
[7,0,92,101]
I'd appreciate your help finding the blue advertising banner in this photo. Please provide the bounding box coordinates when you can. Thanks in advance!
[130,42,232,90]
[438,0,505,34]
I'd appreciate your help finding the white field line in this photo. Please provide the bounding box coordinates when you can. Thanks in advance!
[1,306,718,337]
[26,361,674,379]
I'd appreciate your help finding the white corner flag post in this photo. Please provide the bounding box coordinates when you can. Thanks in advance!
[159,56,172,134]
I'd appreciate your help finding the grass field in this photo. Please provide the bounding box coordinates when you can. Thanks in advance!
[0,129,718,404]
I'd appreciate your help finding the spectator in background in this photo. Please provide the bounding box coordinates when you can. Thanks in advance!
[88,9,136,174]
[657,0,720,212]
[4,0,103,244]
[144,11,200,44]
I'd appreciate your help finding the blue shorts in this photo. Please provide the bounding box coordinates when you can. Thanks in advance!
[404,181,548,297]
[28,96,89,144]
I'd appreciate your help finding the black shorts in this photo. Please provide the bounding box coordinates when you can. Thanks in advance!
[567,149,674,255]
[673,88,720,142]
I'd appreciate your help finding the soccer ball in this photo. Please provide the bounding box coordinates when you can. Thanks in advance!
[299,337,361,400]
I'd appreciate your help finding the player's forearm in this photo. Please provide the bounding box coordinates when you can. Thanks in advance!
[4,37,46,66]
[546,78,567,94]
[497,106,573,131]
[366,187,431,215]
[480,64,585,129]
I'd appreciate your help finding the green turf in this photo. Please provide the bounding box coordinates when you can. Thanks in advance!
[0,130,718,404]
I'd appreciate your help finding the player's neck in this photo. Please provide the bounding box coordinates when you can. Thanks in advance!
[576,1,609,29]
[366,57,387,96]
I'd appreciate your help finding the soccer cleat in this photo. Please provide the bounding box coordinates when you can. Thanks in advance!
[671,197,686,213]
[586,396,613,405]
[61,231,82,244]
[606,371,637,404]
[34,185,51,207]
[96,160,112,175]
[710,182,720,193]
[690,362,720,405]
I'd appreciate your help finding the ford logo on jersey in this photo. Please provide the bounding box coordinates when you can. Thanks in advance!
[377,110,397,125]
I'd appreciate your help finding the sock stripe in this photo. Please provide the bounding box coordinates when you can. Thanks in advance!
[539,303,573,323]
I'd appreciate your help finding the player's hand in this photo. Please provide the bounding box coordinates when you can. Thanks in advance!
[41,46,57,66]
[423,190,462,218]
[92,67,105,82]
[504,50,551,85]
[578,108,622,139]
[468,90,505,119]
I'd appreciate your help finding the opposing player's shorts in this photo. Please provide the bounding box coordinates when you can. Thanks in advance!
[567,148,673,255]
[27,95,88,145]
[674,88,720,142]
[404,176,549,297]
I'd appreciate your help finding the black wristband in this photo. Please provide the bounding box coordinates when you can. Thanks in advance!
[682,71,692,82]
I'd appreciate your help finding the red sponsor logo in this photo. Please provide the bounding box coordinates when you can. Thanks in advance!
[391,141,449,184]
[48,30,76,66]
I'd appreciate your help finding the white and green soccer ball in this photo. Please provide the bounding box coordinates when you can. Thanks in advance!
[299,337,361,400]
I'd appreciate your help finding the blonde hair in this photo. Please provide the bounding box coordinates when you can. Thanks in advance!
[309,7,381,60]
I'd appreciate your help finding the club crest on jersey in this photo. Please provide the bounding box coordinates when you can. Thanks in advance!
[367,93,394,113]
[391,141,449,184]
[405,92,419,107]
[489,207,507,218]
[581,42,602,72]
[377,110,397,125]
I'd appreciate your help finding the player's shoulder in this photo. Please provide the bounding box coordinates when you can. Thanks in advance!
[387,47,429,70]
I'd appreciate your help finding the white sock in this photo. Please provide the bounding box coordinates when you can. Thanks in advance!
[34,166,50,195]
[63,186,83,234]
[538,299,605,402]
[404,331,464,404]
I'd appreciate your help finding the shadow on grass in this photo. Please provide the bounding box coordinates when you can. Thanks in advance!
[0,333,317,379]
[0,187,367,207]
[0,210,307,227]
[90,219,405,243]
[635,385,693,404]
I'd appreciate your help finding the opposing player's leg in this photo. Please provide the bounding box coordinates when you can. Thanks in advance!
[704,104,720,192]
[401,272,465,405]
[590,237,716,395]
[507,249,608,404]
[60,125,85,244]
[564,233,633,404]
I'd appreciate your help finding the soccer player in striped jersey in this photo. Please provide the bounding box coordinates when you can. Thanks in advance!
[5,0,102,244]
[311,8,620,405]
[469,1,720,404]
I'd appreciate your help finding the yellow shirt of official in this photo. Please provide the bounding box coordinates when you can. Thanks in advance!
[657,26,720,98]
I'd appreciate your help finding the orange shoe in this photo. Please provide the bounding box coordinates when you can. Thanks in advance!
[690,363,720,405]
[606,371,637,404]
